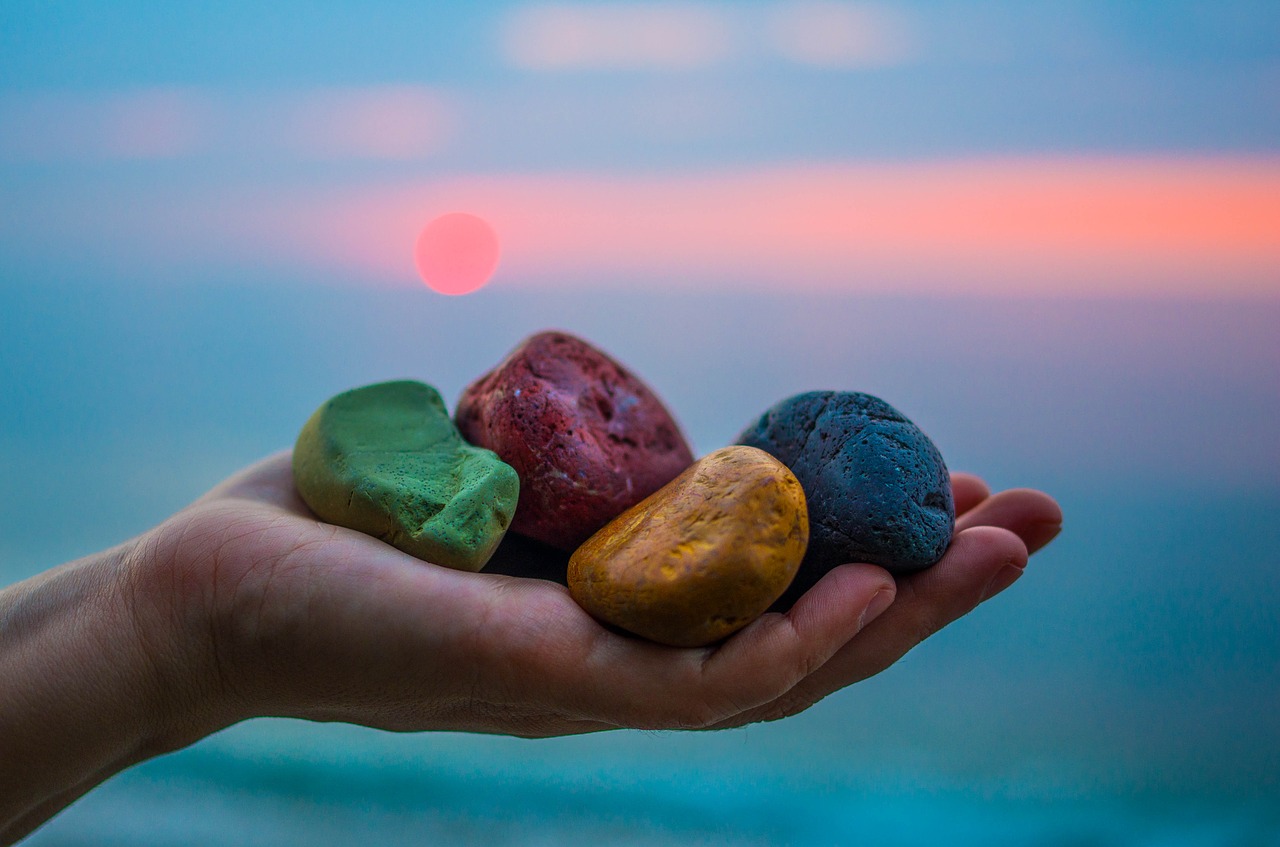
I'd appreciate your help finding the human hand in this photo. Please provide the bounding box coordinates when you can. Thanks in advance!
[1,451,1059,842]
[129,453,1061,739]
[706,472,1062,727]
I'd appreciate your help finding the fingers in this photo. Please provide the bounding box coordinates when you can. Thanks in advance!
[951,472,991,516]
[950,475,1063,554]
[207,448,1059,739]
[702,563,896,707]
[956,488,1063,554]
[567,563,895,730]
[842,525,1028,678]
[712,525,1028,728]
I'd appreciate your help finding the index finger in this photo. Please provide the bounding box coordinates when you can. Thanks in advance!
[707,524,1028,729]
[557,562,896,730]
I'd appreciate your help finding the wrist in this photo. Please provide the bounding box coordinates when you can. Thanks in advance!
[119,523,250,752]
[0,544,186,837]
[0,531,243,841]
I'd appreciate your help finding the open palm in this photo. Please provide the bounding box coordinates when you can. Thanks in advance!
[139,452,1061,738]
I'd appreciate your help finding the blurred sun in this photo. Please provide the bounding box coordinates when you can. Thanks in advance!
[413,212,500,295]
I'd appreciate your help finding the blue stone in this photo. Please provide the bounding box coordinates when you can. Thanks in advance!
[735,391,954,603]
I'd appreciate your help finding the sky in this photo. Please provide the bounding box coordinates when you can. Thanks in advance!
[3,5,1280,843]
[1,0,1277,298]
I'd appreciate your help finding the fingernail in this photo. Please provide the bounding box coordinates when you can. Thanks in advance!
[859,588,895,628]
[1024,520,1063,554]
[981,563,1025,602]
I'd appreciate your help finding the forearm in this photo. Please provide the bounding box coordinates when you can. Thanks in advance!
[0,543,217,843]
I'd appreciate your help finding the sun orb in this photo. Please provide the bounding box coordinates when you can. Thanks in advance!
[413,212,500,295]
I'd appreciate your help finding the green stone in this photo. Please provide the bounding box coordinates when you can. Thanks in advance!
[293,380,520,572]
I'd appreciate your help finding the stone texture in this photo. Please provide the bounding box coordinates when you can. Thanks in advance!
[568,446,808,647]
[293,380,519,572]
[736,391,953,605]
[456,331,695,551]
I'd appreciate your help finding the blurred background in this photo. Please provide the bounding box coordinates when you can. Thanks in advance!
[2,1,1277,844]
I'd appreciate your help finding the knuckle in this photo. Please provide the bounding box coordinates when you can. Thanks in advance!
[641,696,725,731]
[795,649,825,681]
[674,700,724,730]
[764,691,820,723]
[909,607,946,644]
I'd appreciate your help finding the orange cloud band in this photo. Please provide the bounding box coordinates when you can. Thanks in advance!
[192,156,1280,297]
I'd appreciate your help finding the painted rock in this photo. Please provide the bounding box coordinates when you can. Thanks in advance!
[456,331,695,551]
[293,380,520,572]
[568,446,808,647]
[736,391,953,604]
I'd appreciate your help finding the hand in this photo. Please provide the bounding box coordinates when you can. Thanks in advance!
[130,453,1061,738]
[1,452,1059,842]
[709,472,1062,727]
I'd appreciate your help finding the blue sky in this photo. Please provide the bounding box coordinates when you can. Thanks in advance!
[3,8,1279,841]
[3,3,1278,300]
[3,0,1277,169]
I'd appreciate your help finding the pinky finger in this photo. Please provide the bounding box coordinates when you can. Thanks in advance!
[951,472,991,516]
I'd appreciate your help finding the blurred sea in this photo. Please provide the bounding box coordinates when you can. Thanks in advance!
[2,277,1278,845]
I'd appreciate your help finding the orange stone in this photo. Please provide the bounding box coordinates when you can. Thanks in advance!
[568,446,808,647]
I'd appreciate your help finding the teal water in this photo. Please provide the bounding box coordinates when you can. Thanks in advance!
[3,279,1278,844]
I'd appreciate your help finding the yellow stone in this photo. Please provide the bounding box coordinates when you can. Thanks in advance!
[567,445,809,647]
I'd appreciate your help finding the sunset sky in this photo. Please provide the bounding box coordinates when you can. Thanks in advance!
[4,5,1280,844]
[2,1,1276,298]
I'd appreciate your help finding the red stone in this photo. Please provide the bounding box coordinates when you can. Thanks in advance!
[456,331,695,551]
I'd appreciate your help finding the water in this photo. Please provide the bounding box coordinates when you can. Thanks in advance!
[3,277,1278,844]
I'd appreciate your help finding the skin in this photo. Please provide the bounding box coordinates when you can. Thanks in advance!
[0,452,1061,845]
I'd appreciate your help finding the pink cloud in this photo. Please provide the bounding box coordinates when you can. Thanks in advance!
[0,86,454,162]
[275,86,454,160]
[498,2,917,71]
[766,2,916,68]
[502,3,736,70]
[100,89,209,159]
[237,157,1279,298]
[0,88,210,161]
